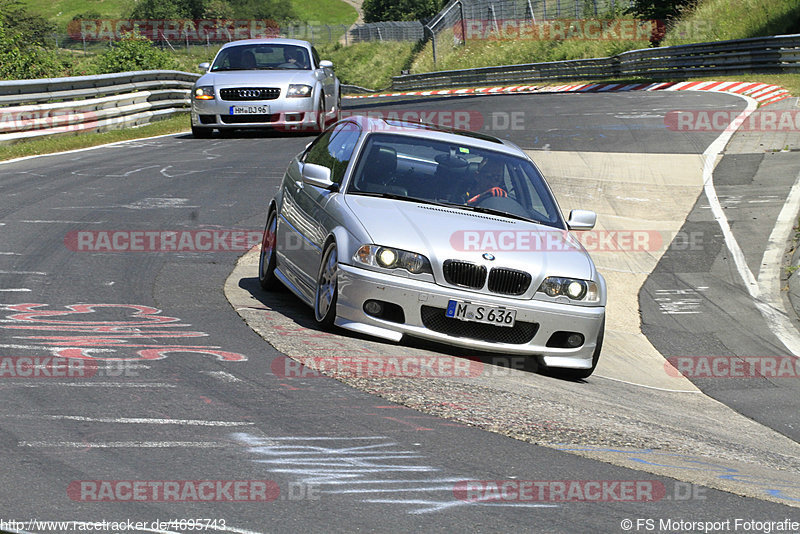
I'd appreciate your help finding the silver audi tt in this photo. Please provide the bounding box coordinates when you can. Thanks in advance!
[190,38,340,137]
[259,116,606,378]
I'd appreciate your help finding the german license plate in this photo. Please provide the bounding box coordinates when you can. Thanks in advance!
[230,105,269,115]
[446,300,516,327]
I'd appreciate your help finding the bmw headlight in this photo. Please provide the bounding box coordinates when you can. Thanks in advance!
[194,86,214,100]
[354,245,432,275]
[537,277,599,303]
[287,84,313,98]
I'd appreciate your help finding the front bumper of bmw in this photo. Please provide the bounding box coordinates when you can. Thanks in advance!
[335,263,605,370]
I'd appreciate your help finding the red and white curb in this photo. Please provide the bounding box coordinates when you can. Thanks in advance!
[346,80,791,107]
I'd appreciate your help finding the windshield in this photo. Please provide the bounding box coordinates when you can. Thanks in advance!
[347,133,565,228]
[211,44,311,71]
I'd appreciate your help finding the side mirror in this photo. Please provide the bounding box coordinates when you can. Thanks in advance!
[198,62,210,72]
[567,209,596,231]
[319,60,333,69]
[302,163,335,189]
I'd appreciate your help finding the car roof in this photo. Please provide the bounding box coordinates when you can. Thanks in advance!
[341,115,525,157]
[220,38,312,49]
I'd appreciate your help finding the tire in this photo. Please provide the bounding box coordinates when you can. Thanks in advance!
[550,318,604,380]
[191,125,213,138]
[314,96,327,133]
[258,211,279,291]
[314,240,338,328]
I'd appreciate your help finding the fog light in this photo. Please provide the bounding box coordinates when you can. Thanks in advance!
[364,300,383,316]
[566,333,584,348]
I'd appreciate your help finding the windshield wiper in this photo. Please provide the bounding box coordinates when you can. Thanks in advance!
[449,203,543,224]
[348,191,451,208]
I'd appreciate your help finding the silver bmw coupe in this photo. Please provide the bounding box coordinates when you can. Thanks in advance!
[258,116,606,378]
[190,38,341,137]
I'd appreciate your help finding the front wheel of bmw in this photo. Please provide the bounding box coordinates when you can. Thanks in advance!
[314,241,338,328]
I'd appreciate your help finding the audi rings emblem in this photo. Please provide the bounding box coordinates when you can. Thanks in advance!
[238,89,260,98]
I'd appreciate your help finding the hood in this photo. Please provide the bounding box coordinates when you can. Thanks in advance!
[197,70,316,88]
[344,195,595,285]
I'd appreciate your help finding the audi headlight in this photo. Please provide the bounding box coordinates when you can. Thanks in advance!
[538,277,599,303]
[194,86,214,100]
[287,84,312,98]
[354,245,432,275]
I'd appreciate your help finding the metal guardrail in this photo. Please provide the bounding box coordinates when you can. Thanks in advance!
[0,70,199,145]
[392,34,800,90]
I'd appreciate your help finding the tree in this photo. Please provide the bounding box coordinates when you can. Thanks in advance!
[626,0,696,45]
[0,19,68,80]
[0,0,57,47]
[626,0,695,22]
[93,32,177,74]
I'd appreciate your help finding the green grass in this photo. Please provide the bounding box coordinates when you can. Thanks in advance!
[20,0,126,27]
[0,113,190,162]
[663,0,800,45]
[317,41,416,90]
[288,0,357,26]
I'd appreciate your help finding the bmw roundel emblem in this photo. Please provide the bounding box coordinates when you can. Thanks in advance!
[482,253,495,261]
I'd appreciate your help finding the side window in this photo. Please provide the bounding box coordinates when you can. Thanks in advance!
[311,47,321,69]
[302,122,361,184]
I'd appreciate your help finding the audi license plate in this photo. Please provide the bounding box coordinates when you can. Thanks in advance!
[446,300,516,327]
[230,105,269,115]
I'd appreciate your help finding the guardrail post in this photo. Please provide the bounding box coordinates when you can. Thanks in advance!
[423,25,437,68]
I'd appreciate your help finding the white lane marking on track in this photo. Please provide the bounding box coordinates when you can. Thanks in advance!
[0,252,21,255]
[0,132,183,167]
[0,270,47,275]
[702,94,800,358]
[593,374,704,393]
[364,498,556,514]
[16,220,102,224]
[204,370,243,382]
[757,166,800,356]
[8,414,254,426]
[123,197,193,209]
[18,441,228,448]
[0,288,31,292]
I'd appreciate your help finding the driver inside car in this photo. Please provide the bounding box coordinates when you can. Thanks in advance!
[466,158,508,204]
[283,47,306,68]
